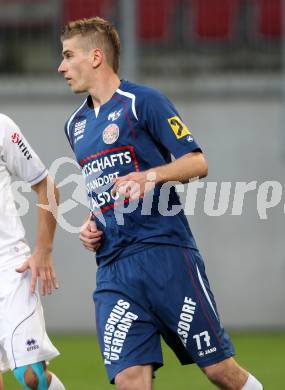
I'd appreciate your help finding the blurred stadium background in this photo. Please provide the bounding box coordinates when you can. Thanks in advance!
[1,0,285,388]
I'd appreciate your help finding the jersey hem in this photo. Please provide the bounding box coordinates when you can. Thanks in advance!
[97,240,197,267]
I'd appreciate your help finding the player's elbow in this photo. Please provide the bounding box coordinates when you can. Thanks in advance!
[32,175,60,205]
[195,153,208,179]
[199,158,208,179]
[49,177,60,206]
[53,183,60,205]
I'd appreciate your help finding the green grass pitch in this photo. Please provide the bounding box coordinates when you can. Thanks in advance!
[4,332,285,389]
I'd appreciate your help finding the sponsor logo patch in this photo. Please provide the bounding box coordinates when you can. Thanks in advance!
[102,124,120,144]
[103,299,138,365]
[167,116,191,139]
[108,109,123,121]
[11,132,32,160]
[11,132,20,144]
[177,296,197,347]
[74,119,86,144]
[26,338,39,352]
[81,146,139,214]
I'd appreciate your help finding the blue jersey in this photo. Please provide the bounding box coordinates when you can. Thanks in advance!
[65,80,202,265]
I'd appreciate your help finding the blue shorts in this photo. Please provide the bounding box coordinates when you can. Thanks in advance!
[94,245,234,383]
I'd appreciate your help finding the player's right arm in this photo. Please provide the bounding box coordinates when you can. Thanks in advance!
[79,214,103,252]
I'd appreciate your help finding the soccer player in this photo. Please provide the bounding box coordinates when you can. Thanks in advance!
[0,114,65,389]
[58,17,263,390]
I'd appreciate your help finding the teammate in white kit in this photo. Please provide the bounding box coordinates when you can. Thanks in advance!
[0,114,65,389]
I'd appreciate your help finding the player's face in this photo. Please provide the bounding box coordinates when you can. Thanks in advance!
[58,36,94,93]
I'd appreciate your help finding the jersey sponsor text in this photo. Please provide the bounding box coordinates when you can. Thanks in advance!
[177,296,197,347]
[103,299,138,365]
[11,132,32,160]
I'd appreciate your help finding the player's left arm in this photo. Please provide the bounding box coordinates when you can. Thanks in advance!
[112,151,207,200]
[149,150,208,183]
[113,88,207,200]
[16,176,60,295]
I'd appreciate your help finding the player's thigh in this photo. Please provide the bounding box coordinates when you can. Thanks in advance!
[94,271,163,384]
[143,246,235,367]
[115,364,153,390]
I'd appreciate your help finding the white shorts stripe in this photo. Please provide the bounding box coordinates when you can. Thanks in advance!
[196,264,218,319]
[116,89,138,120]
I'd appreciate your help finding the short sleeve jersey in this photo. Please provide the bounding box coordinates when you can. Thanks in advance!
[0,114,48,270]
[65,80,201,265]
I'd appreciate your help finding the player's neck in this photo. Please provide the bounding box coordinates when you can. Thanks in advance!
[89,71,120,108]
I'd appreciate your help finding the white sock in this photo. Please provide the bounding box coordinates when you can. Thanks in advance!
[242,373,263,390]
[48,373,65,390]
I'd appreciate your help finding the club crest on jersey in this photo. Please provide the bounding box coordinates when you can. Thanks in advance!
[102,124,120,144]
[108,109,123,121]
[11,132,32,160]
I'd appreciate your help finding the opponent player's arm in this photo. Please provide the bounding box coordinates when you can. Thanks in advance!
[16,176,60,295]
[34,174,58,252]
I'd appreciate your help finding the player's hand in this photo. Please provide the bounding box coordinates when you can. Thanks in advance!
[80,217,103,252]
[112,171,156,200]
[16,250,59,296]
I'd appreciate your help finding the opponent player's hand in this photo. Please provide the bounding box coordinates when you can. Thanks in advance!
[112,171,156,200]
[16,250,59,296]
[80,217,103,252]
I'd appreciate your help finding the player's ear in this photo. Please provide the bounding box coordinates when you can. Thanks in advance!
[91,48,103,68]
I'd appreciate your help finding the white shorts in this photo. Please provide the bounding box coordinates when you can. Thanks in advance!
[0,265,59,373]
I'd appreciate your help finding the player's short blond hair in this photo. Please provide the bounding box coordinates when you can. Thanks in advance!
[61,17,120,73]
